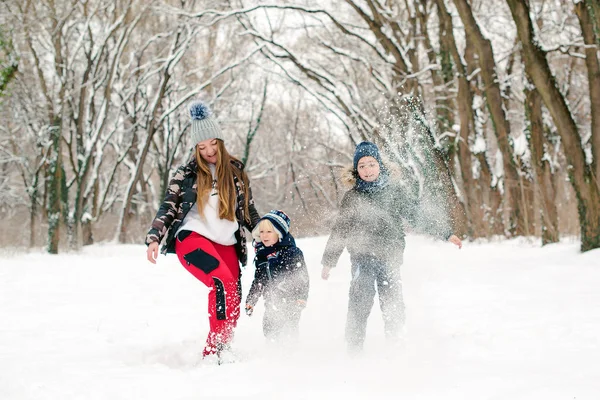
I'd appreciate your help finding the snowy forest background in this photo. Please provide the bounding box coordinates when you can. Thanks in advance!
[0,0,598,254]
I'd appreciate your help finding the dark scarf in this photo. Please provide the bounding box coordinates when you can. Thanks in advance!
[355,168,390,194]
[254,233,297,260]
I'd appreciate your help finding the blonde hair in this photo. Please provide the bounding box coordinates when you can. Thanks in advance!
[252,219,279,242]
[194,140,251,221]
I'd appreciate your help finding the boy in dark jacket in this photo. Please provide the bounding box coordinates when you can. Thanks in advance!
[245,210,310,341]
[321,142,462,353]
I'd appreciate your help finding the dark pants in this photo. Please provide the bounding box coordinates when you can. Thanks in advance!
[263,297,302,341]
[345,254,405,350]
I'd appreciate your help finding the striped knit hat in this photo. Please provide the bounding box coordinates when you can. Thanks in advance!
[252,210,291,241]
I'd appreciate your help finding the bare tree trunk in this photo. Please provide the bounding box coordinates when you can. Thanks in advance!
[410,98,467,237]
[242,81,268,166]
[475,151,502,236]
[453,0,524,237]
[432,139,468,237]
[29,173,40,248]
[507,0,600,251]
[47,118,63,254]
[576,1,600,187]
[412,0,468,237]
[585,0,600,45]
[117,71,171,243]
[82,177,99,246]
[525,86,559,245]
[515,159,534,237]
[82,219,93,246]
[68,181,83,250]
[462,33,505,237]
[416,0,454,137]
[436,0,489,238]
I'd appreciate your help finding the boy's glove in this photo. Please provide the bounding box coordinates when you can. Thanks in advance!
[245,304,254,316]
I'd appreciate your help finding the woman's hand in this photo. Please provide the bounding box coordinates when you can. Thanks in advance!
[321,265,332,280]
[448,234,462,249]
[147,242,159,264]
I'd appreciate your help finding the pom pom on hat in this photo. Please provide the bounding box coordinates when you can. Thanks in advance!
[189,100,223,144]
[189,101,212,120]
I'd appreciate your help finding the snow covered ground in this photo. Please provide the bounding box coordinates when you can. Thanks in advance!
[1,235,600,399]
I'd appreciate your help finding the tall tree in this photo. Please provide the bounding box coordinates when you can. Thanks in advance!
[453,0,525,236]
[524,85,559,245]
[46,118,65,254]
[436,0,487,238]
[575,1,600,187]
[507,0,600,251]
[17,0,73,253]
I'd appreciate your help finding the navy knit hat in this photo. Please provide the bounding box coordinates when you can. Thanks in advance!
[189,101,224,144]
[353,141,382,170]
[252,210,291,241]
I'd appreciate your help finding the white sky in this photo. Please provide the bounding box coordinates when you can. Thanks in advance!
[2,235,600,399]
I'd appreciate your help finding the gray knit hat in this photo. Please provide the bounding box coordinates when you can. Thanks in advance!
[189,101,223,144]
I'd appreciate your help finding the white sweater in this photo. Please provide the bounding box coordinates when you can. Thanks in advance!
[176,164,239,245]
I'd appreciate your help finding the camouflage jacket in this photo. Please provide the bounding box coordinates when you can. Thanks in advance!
[145,158,260,267]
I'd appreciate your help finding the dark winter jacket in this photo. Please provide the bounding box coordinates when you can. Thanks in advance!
[145,158,260,267]
[246,234,310,309]
[321,167,452,269]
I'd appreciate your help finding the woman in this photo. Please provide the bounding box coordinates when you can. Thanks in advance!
[321,141,462,353]
[145,101,260,361]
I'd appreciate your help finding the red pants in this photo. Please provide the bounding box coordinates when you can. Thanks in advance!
[175,232,241,356]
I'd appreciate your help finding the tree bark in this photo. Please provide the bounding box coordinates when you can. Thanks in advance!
[585,0,600,46]
[507,0,600,251]
[436,0,489,238]
[463,32,505,237]
[453,0,524,236]
[525,86,559,245]
[407,97,467,237]
[47,117,63,254]
[82,177,99,246]
[414,0,468,236]
[576,1,600,188]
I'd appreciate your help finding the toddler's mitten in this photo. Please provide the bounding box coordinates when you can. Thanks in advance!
[245,304,254,316]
